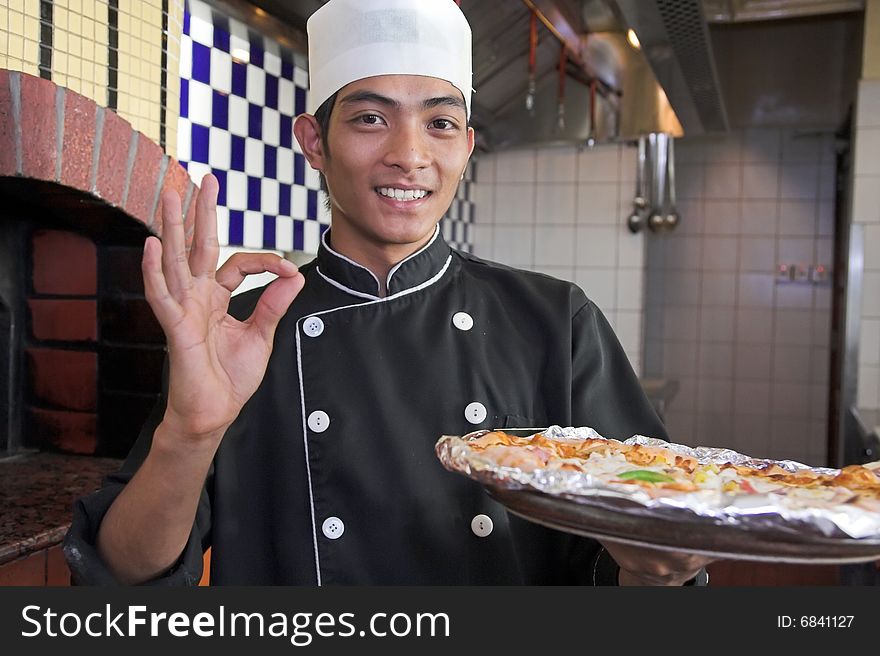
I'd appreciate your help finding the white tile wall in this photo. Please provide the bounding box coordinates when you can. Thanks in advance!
[854,128,880,176]
[536,148,578,183]
[644,129,836,465]
[536,184,577,224]
[577,183,620,224]
[535,225,575,267]
[576,226,619,267]
[473,143,646,373]
[855,79,880,411]
[740,200,778,235]
[703,200,741,235]
[664,236,704,271]
[859,318,880,365]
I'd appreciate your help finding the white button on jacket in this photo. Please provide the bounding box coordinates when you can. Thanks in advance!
[322,517,345,539]
[303,316,325,337]
[308,410,330,433]
[464,402,487,425]
[471,514,493,537]
[452,311,474,331]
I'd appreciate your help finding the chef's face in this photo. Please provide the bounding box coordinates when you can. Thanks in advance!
[296,74,475,252]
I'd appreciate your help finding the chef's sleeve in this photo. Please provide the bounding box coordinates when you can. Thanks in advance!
[570,296,668,443]
[568,294,670,584]
[63,362,212,586]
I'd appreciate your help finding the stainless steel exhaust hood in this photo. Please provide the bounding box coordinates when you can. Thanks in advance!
[465,0,728,151]
[614,0,729,136]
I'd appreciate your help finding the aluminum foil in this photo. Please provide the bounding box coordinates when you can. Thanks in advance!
[435,425,880,541]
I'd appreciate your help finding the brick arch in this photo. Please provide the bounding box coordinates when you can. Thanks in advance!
[0,69,190,458]
[0,69,198,240]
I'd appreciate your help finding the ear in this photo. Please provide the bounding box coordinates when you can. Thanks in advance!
[293,114,327,172]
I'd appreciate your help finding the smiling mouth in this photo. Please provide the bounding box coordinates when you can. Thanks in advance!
[375,187,432,202]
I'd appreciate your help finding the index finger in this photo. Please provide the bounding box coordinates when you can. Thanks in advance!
[216,252,299,293]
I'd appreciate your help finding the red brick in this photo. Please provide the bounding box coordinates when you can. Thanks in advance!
[61,89,97,191]
[46,545,71,586]
[0,551,45,586]
[19,73,58,181]
[0,69,19,176]
[95,108,134,206]
[152,157,191,234]
[26,348,98,411]
[31,229,97,295]
[28,407,97,455]
[28,299,97,342]
[124,133,165,227]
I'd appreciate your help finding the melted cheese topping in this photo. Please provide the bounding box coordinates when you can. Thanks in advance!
[468,430,880,505]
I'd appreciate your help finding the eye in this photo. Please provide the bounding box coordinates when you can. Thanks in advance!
[430,118,457,130]
[357,114,385,125]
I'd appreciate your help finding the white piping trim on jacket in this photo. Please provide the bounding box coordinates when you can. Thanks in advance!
[310,255,452,318]
[316,267,381,301]
[295,327,322,587]
[385,225,440,290]
[294,252,453,586]
[320,230,382,297]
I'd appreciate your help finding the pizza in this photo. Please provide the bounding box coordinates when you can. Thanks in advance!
[465,429,880,504]
[435,426,880,540]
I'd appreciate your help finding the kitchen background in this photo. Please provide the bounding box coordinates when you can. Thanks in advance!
[1,0,879,585]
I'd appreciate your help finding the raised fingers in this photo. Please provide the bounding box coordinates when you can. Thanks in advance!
[215,252,299,293]
[142,235,185,330]
[188,174,220,278]
[159,187,192,299]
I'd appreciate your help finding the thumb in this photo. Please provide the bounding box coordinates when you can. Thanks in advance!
[248,272,305,343]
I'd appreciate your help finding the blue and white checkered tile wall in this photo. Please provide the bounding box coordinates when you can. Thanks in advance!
[440,161,476,254]
[178,0,474,255]
[178,0,327,253]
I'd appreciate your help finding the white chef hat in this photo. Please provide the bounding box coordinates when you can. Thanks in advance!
[306,0,473,117]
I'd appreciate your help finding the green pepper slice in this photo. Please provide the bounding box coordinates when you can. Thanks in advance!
[616,469,676,483]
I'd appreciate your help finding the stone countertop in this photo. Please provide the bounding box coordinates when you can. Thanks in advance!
[0,452,122,565]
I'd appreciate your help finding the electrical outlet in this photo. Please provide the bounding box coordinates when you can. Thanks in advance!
[776,263,792,283]
[810,264,830,283]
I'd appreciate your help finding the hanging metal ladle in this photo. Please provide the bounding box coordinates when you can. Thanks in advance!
[647,132,668,233]
[647,133,681,233]
[627,135,649,233]
[663,135,680,231]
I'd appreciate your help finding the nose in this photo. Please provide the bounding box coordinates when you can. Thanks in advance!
[382,121,431,173]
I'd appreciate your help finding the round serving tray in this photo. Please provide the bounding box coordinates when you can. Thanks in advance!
[487,486,880,564]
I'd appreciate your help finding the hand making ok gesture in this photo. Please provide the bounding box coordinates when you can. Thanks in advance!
[142,173,305,444]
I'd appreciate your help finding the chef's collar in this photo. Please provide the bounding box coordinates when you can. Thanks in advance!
[316,226,451,299]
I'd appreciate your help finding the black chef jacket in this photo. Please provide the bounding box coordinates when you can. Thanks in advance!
[65,228,668,585]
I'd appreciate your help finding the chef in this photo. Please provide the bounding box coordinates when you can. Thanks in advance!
[65,0,712,586]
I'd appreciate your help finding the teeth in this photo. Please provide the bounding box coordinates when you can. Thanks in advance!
[377,187,428,201]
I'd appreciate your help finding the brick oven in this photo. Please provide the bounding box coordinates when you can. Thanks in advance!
[0,69,201,584]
